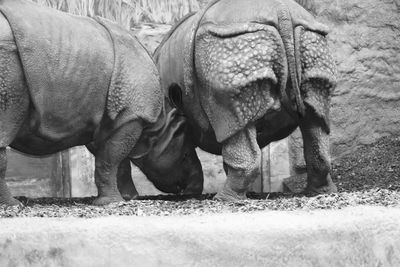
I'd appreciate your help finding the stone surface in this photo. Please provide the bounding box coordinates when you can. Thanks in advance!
[1,206,400,266]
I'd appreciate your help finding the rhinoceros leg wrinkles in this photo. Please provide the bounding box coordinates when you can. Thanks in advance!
[116,158,139,200]
[0,148,21,206]
[92,121,143,206]
[214,124,261,201]
[300,113,337,195]
[86,144,138,201]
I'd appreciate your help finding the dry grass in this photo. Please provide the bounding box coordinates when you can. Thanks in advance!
[1,189,400,217]
[28,0,320,29]
[29,0,200,29]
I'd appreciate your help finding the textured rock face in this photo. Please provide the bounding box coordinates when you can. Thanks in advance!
[322,0,400,153]
[290,0,400,171]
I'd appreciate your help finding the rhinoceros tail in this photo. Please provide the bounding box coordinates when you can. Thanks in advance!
[277,4,305,117]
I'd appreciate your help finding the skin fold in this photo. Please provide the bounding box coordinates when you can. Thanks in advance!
[154,0,338,201]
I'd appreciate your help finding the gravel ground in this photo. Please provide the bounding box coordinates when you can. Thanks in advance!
[332,136,400,192]
[0,136,399,218]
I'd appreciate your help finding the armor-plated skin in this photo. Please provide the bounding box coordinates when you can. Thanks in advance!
[154,0,337,201]
[0,0,203,206]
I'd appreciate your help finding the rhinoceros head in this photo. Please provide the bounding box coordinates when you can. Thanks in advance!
[132,108,204,195]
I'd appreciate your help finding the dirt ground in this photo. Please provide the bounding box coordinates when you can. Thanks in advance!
[1,136,399,218]
[332,136,400,192]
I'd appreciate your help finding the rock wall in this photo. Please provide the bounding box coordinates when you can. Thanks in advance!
[290,0,400,171]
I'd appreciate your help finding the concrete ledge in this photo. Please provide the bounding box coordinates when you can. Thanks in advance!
[1,206,400,266]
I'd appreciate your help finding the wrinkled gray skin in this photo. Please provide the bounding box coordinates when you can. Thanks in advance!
[154,0,338,201]
[0,0,203,206]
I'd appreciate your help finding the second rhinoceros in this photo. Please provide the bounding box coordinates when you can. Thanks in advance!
[154,0,338,201]
[0,0,203,206]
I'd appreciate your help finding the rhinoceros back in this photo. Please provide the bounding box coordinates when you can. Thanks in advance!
[200,0,329,34]
[0,0,114,140]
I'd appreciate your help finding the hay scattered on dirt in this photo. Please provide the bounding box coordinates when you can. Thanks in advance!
[0,189,399,218]
[1,136,399,218]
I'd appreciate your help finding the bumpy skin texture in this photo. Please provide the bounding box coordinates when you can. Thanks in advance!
[155,0,338,201]
[0,0,202,206]
[195,26,284,140]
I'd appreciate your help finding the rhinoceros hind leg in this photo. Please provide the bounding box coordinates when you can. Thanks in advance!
[92,121,143,206]
[214,124,261,201]
[300,112,337,195]
[117,158,138,200]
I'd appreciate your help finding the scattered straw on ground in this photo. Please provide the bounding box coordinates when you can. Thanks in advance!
[0,189,399,218]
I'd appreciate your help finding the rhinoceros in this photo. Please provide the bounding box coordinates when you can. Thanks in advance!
[154,0,338,201]
[0,0,203,206]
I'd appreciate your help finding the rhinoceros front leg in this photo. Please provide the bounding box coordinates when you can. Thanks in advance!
[86,145,139,201]
[215,124,261,201]
[92,121,143,205]
[116,158,138,200]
